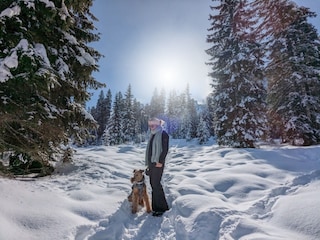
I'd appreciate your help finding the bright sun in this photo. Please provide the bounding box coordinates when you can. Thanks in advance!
[135,44,193,94]
[126,32,210,99]
[154,58,184,91]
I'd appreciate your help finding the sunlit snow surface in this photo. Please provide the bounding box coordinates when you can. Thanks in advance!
[1,139,320,240]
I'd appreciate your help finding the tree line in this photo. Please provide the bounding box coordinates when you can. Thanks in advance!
[89,84,212,146]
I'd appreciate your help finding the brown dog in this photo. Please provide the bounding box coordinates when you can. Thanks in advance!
[128,169,152,214]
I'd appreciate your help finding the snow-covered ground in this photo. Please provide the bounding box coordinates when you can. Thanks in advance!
[1,139,320,240]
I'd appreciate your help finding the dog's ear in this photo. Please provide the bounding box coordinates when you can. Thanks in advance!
[139,169,144,174]
[133,169,137,173]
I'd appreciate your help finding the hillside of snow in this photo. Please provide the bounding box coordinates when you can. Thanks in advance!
[1,139,320,240]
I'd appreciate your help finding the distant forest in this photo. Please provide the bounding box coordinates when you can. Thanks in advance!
[88,85,212,146]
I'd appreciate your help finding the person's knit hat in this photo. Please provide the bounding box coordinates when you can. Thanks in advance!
[148,117,164,126]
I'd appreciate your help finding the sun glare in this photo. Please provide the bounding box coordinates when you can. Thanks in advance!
[155,59,184,91]
[126,31,211,101]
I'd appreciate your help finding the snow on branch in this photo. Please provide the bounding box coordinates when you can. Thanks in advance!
[0,5,20,19]
[76,47,96,66]
[0,39,31,82]
[39,0,55,9]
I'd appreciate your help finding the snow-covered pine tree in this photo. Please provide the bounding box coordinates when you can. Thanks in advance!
[122,84,136,143]
[105,92,124,145]
[104,89,113,129]
[205,93,215,136]
[177,91,188,139]
[148,88,166,118]
[166,90,182,138]
[197,115,211,145]
[266,4,320,145]
[251,0,298,42]
[93,91,105,142]
[92,89,112,143]
[206,0,268,148]
[101,128,111,146]
[132,98,147,143]
[185,85,199,140]
[0,0,103,174]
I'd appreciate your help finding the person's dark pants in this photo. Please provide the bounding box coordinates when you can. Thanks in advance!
[149,163,169,213]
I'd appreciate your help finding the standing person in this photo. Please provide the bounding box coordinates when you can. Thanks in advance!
[145,117,169,216]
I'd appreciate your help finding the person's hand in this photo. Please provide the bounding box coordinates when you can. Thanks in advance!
[155,162,163,168]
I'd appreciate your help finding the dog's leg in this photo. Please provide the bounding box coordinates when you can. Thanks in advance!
[139,193,144,207]
[132,188,139,214]
[143,187,152,213]
[128,190,133,202]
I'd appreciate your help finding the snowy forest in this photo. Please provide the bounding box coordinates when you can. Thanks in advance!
[88,85,211,146]
[1,0,320,177]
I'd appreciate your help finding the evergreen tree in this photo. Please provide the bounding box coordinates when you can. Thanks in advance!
[132,98,147,143]
[177,91,188,139]
[105,92,124,145]
[0,0,103,173]
[205,93,215,136]
[252,0,298,42]
[148,88,166,118]
[93,91,105,142]
[101,128,111,146]
[266,5,320,145]
[197,115,211,145]
[164,86,200,139]
[88,105,98,144]
[206,0,267,148]
[104,89,113,127]
[91,89,112,144]
[185,85,199,140]
[122,84,136,142]
[166,90,180,138]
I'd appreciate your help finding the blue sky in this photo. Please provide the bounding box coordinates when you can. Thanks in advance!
[88,0,320,107]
